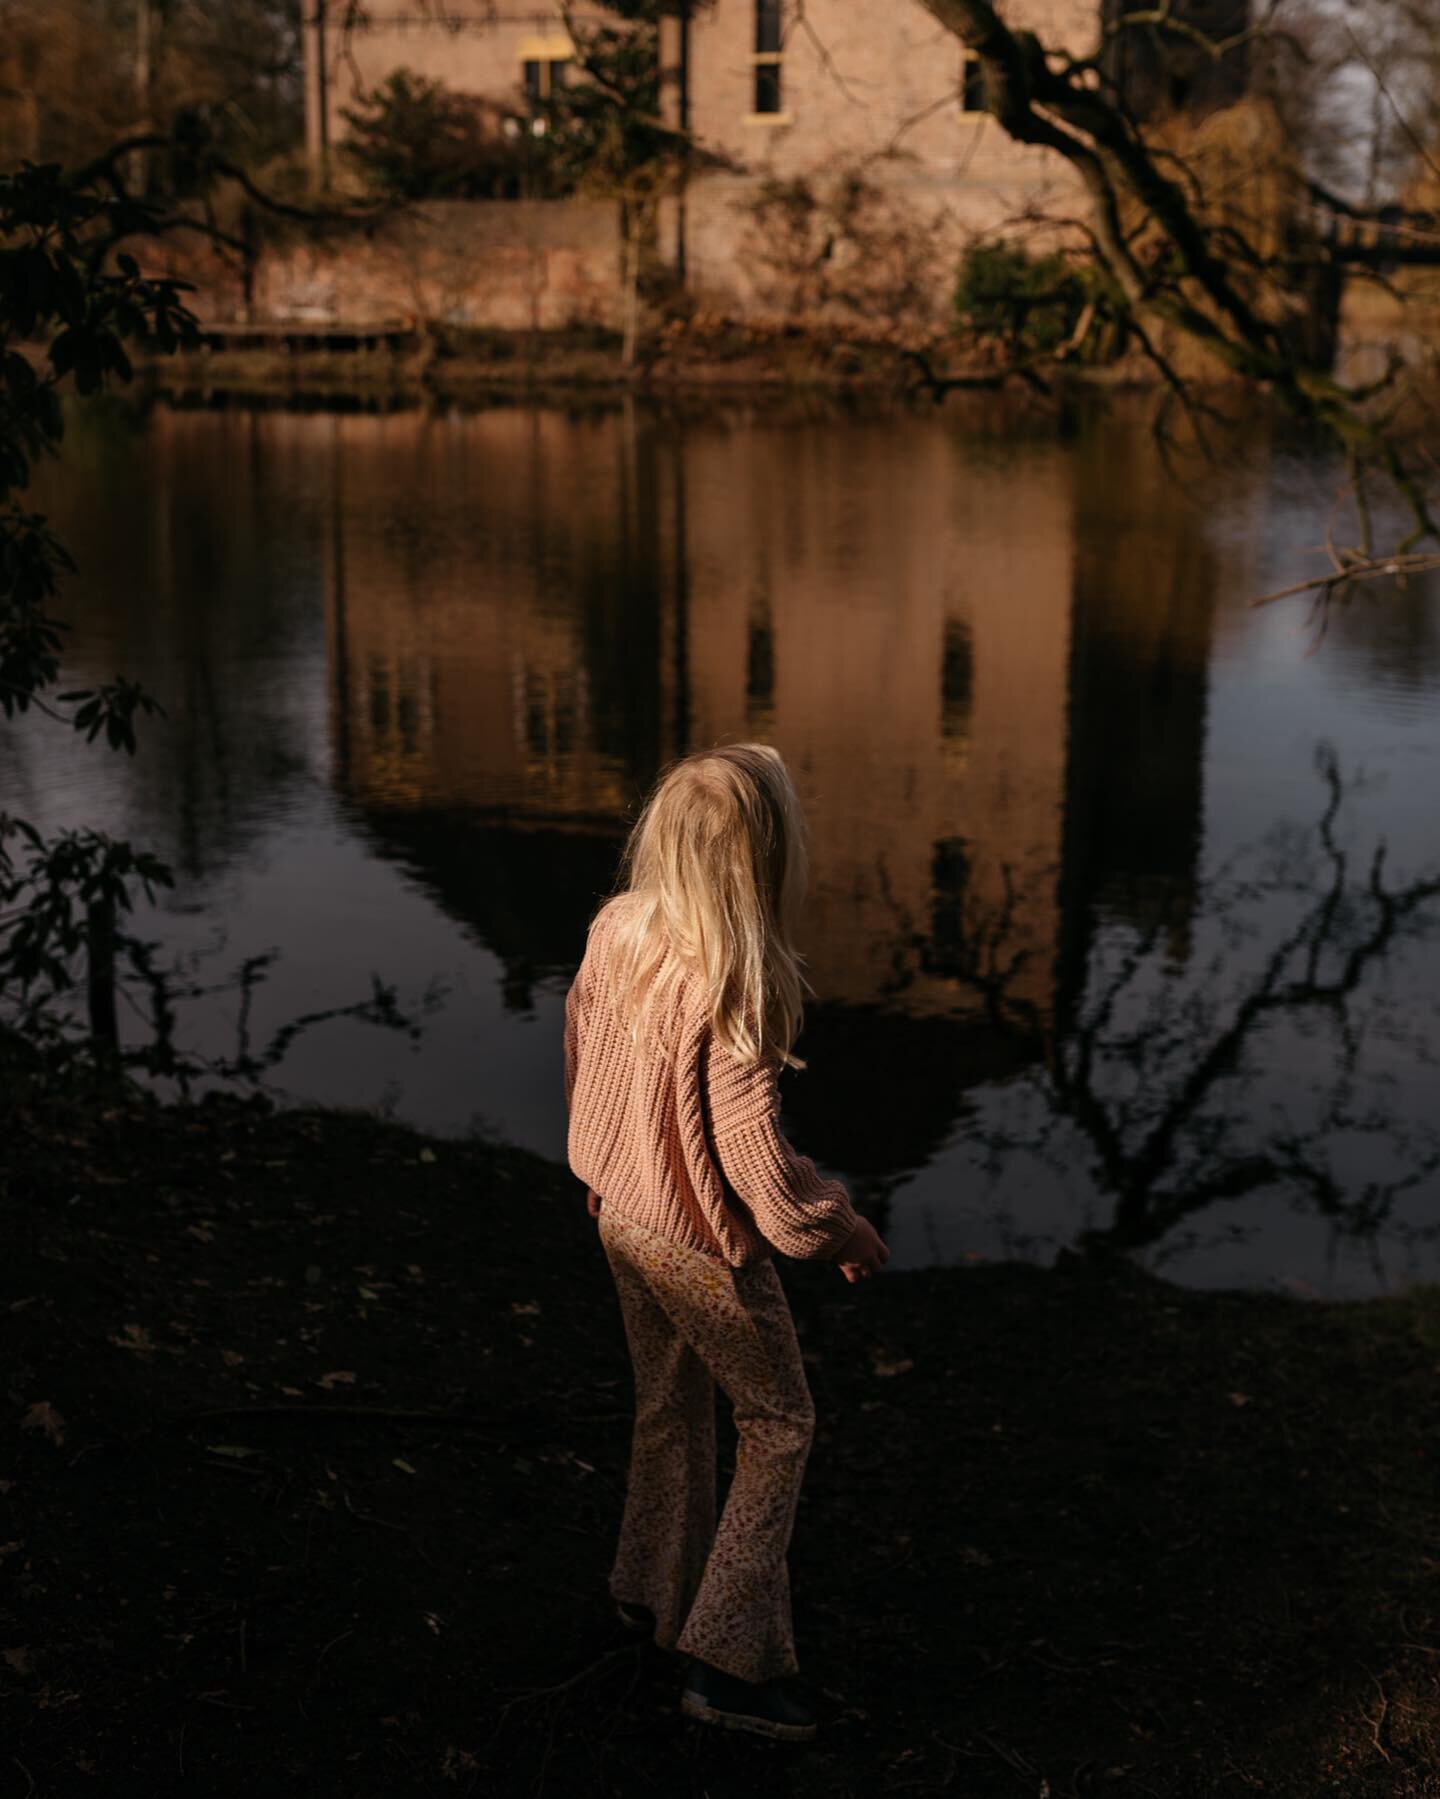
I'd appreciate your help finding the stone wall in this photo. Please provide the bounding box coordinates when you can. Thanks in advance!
[150,201,625,333]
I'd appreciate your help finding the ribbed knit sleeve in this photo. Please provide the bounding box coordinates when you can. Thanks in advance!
[563,974,584,1114]
[704,1035,859,1261]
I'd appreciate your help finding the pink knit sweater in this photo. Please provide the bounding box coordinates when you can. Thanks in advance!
[563,899,859,1266]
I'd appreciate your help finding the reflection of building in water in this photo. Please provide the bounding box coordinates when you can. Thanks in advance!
[681,418,1074,1020]
[1057,417,1219,1003]
[320,408,1077,1030]
[317,404,676,826]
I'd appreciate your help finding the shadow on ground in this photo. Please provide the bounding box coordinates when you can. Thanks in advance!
[6,1054,1439,1796]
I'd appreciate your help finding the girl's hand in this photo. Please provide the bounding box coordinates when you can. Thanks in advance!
[586,1188,602,1218]
[834,1214,889,1282]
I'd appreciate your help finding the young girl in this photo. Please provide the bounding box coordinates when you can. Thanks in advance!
[563,743,889,1742]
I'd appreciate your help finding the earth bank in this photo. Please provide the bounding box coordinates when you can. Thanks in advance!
[5,1046,1439,1797]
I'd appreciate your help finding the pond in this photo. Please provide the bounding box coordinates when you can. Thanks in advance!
[4,393,1439,1298]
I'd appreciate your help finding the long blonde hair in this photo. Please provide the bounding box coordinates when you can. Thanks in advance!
[595,743,813,1070]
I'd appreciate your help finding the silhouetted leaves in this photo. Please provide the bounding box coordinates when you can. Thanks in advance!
[1,159,202,1049]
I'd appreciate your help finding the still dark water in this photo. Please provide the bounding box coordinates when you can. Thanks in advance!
[5,396,1440,1297]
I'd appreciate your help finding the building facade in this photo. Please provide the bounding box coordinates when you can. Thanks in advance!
[302,0,1100,331]
[660,0,1091,325]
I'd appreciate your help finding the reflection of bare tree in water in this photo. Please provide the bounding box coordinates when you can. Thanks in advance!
[942,747,1440,1263]
[1,910,448,1104]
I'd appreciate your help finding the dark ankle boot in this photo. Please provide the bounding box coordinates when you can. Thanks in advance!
[680,1658,817,1741]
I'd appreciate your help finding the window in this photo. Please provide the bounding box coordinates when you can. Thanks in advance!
[940,615,974,741]
[745,598,775,727]
[753,0,783,115]
[960,50,986,113]
[518,37,572,133]
[522,55,570,102]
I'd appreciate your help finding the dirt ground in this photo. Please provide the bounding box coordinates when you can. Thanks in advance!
[5,1050,1440,1798]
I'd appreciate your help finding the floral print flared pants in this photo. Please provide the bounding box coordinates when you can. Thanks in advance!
[597,1209,816,1684]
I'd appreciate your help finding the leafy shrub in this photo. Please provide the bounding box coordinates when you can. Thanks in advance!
[340,69,532,200]
[953,241,1091,355]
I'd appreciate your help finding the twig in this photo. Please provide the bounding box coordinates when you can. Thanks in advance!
[197,1456,271,1480]
[975,1729,1041,1779]
[1249,552,1440,610]
[1363,1666,1394,1762]
[342,1488,407,1535]
[0,679,70,725]
[184,1403,517,1425]
[383,1734,441,1799]
[182,1402,629,1429]
[316,1627,355,1667]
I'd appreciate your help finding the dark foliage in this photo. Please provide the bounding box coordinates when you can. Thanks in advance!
[0,160,196,1034]
[339,69,535,201]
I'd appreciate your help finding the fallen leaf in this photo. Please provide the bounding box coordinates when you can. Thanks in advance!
[3,1646,33,1676]
[511,1301,541,1316]
[108,1324,157,1358]
[392,1458,417,1475]
[221,1350,245,1367]
[873,1357,914,1379]
[316,1371,356,1390]
[1228,1392,1252,1407]
[20,1402,66,1447]
[358,1286,379,1301]
[418,1148,437,1165]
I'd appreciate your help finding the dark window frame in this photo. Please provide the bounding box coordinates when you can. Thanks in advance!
[755,0,782,54]
[753,0,784,114]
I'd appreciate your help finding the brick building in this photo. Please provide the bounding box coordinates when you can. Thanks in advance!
[301,1,1243,330]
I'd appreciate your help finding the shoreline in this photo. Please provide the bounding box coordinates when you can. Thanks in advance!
[123,298,1440,407]
[130,326,1201,406]
[8,1042,1440,1794]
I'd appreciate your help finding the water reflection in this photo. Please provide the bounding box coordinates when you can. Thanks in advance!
[6,397,1439,1296]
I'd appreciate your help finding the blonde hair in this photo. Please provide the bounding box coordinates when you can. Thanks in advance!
[595,743,813,1071]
